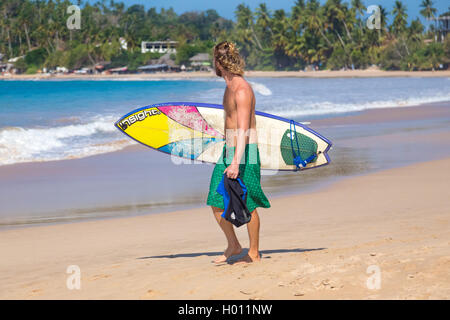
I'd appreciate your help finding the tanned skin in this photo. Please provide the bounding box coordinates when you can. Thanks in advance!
[211,60,261,265]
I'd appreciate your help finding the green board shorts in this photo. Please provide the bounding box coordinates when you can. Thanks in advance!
[207,143,271,213]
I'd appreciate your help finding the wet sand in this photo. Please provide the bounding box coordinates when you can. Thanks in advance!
[1,102,450,228]
[0,100,449,299]
[312,102,450,126]
[0,156,449,299]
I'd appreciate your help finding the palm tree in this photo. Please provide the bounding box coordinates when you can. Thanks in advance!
[286,1,307,60]
[255,3,272,47]
[379,5,389,34]
[391,1,408,36]
[270,9,294,69]
[324,0,353,43]
[2,0,15,57]
[419,0,436,21]
[391,1,410,58]
[17,1,34,52]
[234,4,262,53]
[408,18,424,43]
[291,0,305,31]
[419,0,437,41]
[304,0,332,47]
[351,0,366,34]
[0,0,445,73]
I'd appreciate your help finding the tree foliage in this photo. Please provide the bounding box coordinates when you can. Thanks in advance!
[0,0,448,73]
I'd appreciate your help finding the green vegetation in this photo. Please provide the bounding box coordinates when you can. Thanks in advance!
[0,0,448,73]
[175,42,214,65]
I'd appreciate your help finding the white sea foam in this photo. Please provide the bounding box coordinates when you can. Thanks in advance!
[0,115,135,166]
[249,81,272,96]
[262,93,450,118]
[1,77,448,166]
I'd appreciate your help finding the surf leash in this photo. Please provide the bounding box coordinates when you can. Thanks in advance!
[289,120,318,170]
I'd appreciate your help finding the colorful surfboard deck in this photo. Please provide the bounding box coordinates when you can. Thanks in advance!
[114,102,332,171]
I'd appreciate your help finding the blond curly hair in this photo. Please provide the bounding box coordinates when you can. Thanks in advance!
[213,41,245,76]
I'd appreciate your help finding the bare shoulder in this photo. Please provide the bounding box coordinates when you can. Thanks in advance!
[234,78,254,101]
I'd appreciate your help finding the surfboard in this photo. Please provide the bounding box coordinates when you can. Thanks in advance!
[114,102,332,171]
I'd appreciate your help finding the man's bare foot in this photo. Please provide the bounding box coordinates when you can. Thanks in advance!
[234,252,261,265]
[212,245,242,264]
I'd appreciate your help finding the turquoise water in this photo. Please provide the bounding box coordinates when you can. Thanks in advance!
[0,77,450,228]
[0,77,449,165]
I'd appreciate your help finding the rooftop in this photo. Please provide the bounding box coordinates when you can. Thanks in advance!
[189,53,211,62]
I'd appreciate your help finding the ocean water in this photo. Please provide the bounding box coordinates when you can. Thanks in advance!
[1,77,450,228]
[0,77,449,166]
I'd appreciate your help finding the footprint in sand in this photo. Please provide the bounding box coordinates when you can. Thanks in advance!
[240,289,256,295]
[312,279,343,290]
[141,289,161,299]
[30,289,43,296]
[89,274,112,281]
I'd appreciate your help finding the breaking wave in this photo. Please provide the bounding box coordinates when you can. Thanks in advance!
[0,115,135,166]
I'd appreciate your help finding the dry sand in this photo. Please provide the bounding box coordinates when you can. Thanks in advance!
[2,69,450,80]
[0,156,449,299]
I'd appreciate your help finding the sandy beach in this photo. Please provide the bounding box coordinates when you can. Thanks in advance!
[0,76,449,300]
[2,0,450,303]
[2,69,450,80]
[0,155,449,299]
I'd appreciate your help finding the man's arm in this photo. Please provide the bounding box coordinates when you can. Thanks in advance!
[233,88,251,166]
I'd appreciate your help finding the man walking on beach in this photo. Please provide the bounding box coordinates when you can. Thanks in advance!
[207,41,271,264]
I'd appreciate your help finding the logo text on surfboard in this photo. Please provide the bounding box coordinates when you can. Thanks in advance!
[118,108,161,130]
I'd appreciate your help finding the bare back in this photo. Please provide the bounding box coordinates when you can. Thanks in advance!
[223,78,258,147]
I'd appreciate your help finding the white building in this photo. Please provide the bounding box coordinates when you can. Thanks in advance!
[141,41,178,54]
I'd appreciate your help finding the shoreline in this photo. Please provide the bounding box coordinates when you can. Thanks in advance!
[1,156,449,299]
[1,69,450,80]
[1,100,450,230]
[1,100,449,168]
